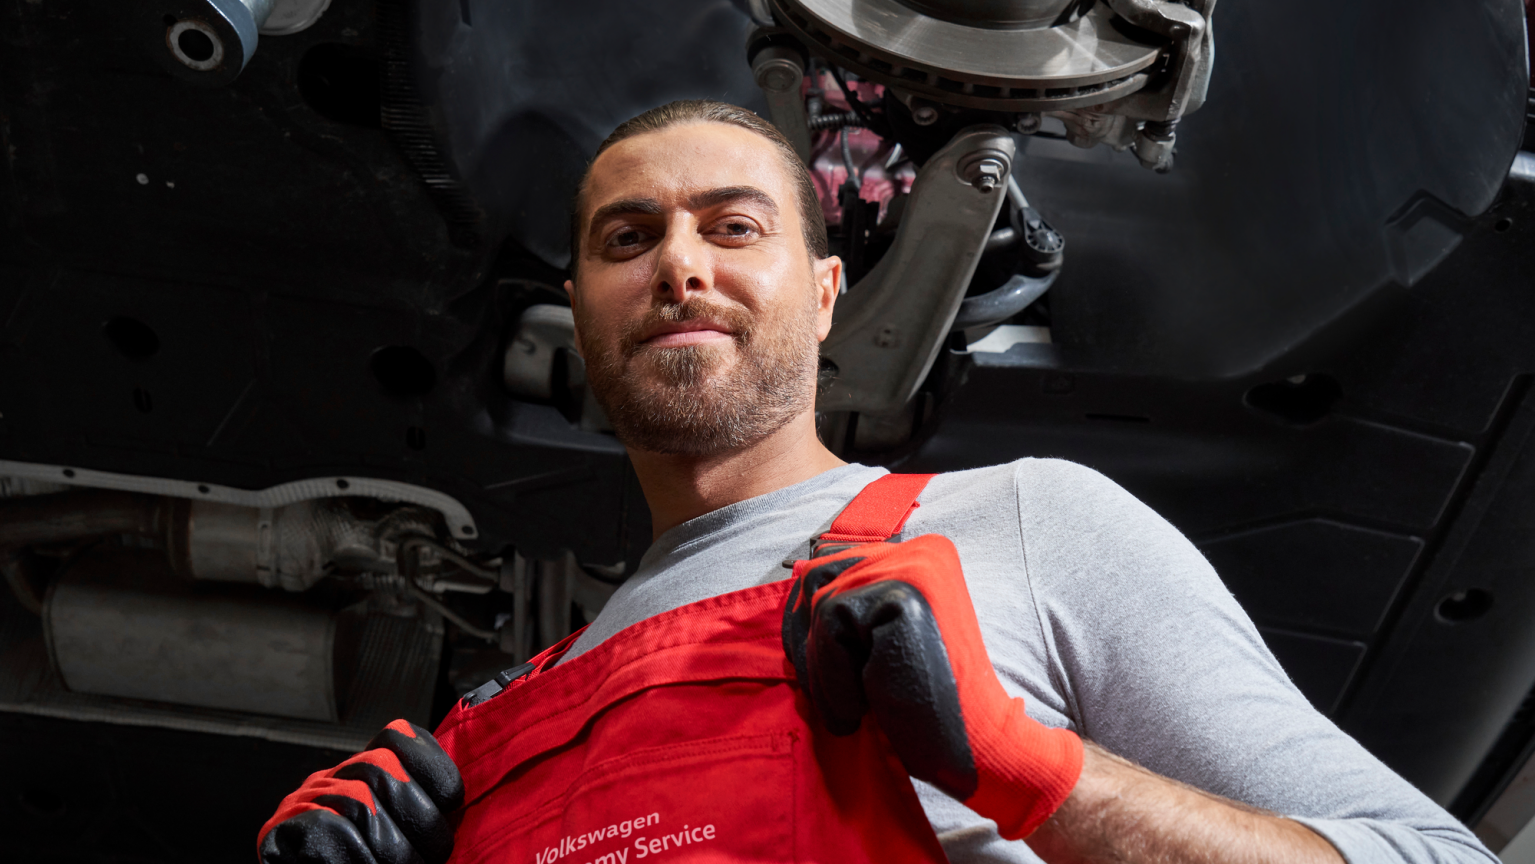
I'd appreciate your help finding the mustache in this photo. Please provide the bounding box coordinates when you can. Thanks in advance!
[619,298,755,355]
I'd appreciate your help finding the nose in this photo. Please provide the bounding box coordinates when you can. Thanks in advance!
[650,218,711,303]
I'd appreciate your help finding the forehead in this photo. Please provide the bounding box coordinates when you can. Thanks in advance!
[584,121,796,212]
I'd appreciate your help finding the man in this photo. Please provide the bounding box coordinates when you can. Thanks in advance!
[263,101,1497,864]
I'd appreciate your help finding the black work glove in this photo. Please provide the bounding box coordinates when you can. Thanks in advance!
[257,720,464,864]
[783,536,1083,840]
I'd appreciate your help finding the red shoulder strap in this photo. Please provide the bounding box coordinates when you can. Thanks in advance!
[818,473,936,545]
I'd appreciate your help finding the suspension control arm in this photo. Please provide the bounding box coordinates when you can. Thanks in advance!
[818,126,1015,414]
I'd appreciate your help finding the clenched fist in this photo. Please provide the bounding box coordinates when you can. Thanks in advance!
[258,720,464,864]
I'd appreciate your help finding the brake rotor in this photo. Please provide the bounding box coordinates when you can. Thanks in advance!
[770,0,1165,112]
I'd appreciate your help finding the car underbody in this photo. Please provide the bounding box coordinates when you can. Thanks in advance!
[2,0,1535,859]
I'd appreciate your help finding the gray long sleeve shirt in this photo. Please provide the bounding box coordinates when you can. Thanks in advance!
[562,459,1496,864]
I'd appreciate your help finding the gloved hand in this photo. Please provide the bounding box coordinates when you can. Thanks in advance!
[257,719,464,864]
[783,535,1084,839]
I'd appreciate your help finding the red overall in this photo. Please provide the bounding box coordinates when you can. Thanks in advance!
[434,475,948,864]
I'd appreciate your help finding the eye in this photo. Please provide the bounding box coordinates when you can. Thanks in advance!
[602,226,656,257]
[609,229,645,248]
[708,218,760,243]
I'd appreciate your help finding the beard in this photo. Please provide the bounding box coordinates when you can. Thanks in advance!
[579,292,820,456]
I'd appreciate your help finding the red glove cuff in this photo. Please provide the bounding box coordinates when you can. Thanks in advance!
[968,697,1084,839]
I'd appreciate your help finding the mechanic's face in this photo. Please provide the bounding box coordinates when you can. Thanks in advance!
[566,121,840,456]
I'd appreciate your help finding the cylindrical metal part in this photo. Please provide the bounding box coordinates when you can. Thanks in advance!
[537,557,576,647]
[44,551,348,722]
[894,0,1080,29]
[172,499,343,592]
[0,489,172,549]
[180,500,275,586]
[152,0,274,87]
[1135,119,1178,172]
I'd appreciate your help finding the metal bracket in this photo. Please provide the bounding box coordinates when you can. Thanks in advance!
[818,126,1015,414]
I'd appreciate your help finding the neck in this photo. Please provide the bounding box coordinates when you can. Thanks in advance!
[627,411,846,539]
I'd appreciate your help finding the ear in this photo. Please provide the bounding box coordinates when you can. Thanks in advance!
[813,256,842,342]
[564,279,583,357]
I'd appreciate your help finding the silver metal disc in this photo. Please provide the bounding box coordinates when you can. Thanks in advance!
[773,0,1164,111]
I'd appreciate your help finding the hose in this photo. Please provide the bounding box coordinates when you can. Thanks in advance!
[809,111,861,131]
[406,582,499,643]
[395,533,499,642]
[840,127,860,188]
[397,535,498,583]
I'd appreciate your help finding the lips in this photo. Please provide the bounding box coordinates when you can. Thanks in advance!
[620,299,754,356]
[638,319,735,348]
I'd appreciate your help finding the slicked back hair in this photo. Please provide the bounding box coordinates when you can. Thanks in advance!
[567,100,829,279]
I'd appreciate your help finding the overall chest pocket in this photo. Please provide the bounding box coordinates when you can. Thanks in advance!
[454,732,797,864]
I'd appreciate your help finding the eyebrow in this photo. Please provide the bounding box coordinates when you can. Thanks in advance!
[589,197,664,227]
[687,185,779,216]
[587,186,780,230]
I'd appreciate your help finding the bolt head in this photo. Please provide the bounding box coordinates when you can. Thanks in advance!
[755,59,802,94]
[912,105,939,126]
